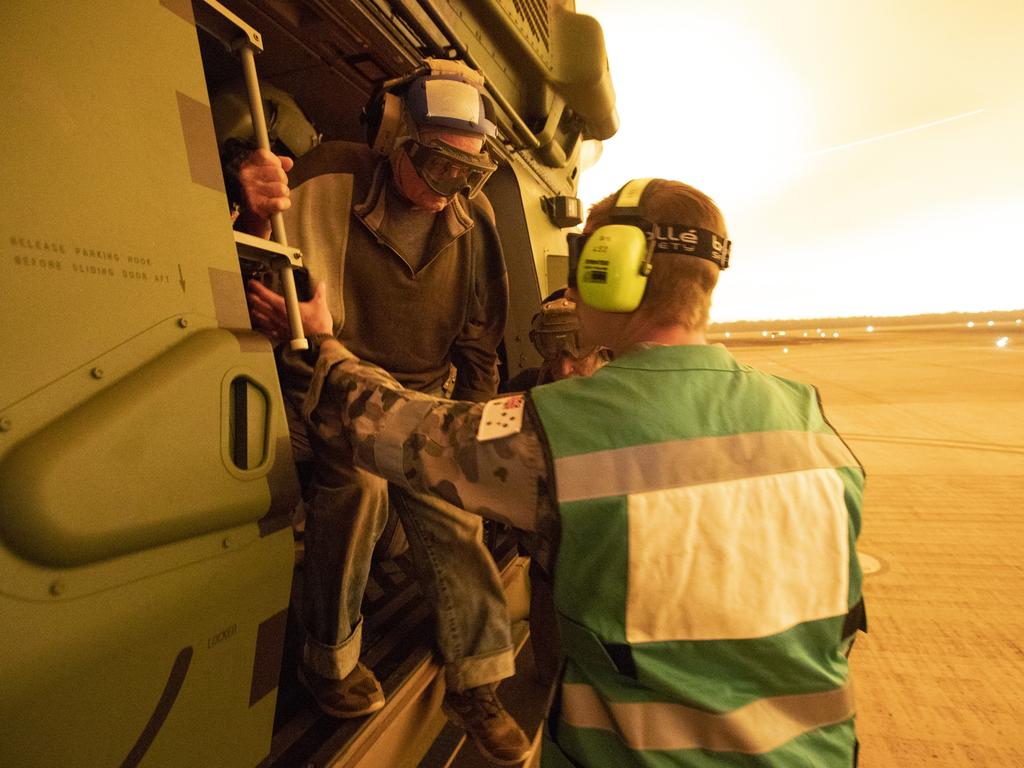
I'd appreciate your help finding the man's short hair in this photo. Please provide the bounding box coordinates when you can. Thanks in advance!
[584,179,727,330]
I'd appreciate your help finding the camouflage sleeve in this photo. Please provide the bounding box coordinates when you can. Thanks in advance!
[304,341,555,533]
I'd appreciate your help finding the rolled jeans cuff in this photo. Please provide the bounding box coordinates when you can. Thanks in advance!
[303,617,363,680]
[445,644,516,692]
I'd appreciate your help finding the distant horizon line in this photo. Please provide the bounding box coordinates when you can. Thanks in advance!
[709,307,1023,330]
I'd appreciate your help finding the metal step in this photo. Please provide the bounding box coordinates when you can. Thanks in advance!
[264,539,531,768]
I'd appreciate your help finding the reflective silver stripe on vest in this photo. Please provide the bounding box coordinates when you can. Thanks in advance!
[554,430,857,503]
[560,681,855,754]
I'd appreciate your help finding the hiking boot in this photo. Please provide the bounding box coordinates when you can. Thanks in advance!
[443,683,533,765]
[298,661,385,718]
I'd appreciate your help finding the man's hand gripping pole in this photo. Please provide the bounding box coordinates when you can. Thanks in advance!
[237,41,308,351]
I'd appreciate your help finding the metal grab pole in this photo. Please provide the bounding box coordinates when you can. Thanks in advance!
[238,43,308,351]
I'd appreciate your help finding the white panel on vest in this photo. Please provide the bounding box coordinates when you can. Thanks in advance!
[625,467,850,642]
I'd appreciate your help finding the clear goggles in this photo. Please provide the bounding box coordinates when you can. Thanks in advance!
[531,330,611,362]
[405,139,497,198]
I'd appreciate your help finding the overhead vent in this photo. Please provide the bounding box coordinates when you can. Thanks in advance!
[511,0,550,51]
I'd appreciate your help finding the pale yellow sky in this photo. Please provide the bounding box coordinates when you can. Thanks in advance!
[574,0,1024,321]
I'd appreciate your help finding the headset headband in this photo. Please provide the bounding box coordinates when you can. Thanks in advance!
[366,59,495,153]
[570,178,731,312]
[610,178,730,269]
[609,177,652,222]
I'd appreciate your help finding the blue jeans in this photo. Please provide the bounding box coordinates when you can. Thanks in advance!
[291,402,515,691]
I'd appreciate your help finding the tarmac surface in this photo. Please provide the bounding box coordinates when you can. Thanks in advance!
[722,320,1023,767]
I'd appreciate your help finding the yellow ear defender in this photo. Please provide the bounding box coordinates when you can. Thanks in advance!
[571,179,656,313]
[568,178,730,313]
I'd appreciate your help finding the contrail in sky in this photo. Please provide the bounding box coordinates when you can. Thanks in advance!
[808,108,985,156]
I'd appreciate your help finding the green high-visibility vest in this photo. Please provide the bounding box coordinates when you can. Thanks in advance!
[530,344,865,767]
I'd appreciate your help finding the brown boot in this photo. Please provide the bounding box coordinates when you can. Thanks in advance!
[443,684,534,765]
[298,661,385,718]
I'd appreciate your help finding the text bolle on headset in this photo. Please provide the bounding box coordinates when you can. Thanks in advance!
[567,178,731,313]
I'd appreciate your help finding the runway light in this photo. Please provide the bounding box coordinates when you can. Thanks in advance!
[725,331,731,338]
[967,321,975,328]
[802,332,808,337]
[832,332,840,338]
[866,325,874,333]
[779,330,787,337]
[762,330,768,337]
[1017,319,1022,325]
[996,336,1009,348]
[987,320,995,327]
[783,347,789,354]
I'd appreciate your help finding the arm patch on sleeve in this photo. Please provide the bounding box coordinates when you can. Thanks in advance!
[477,394,525,442]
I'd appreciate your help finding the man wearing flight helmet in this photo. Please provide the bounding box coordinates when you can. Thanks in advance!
[238,59,531,764]
[250,177,867,767]
[503,289,610,392]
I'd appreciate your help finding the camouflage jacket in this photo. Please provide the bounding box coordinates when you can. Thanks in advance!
[305,341,559,564]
